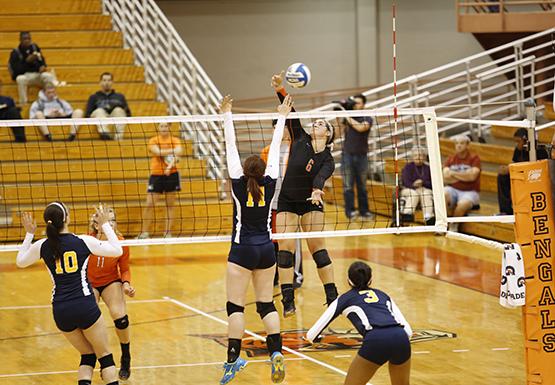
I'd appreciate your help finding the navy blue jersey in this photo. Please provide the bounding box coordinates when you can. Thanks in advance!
[307,288,412,342]
[231,175,277,244]
[40,234,93,303]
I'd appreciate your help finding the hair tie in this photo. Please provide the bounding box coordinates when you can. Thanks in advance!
[47,220,52,224]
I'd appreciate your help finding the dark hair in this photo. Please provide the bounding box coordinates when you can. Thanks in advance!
[20,31,30,38]
[514,127,528,140]
[348,261,372,290]
[353,94,367,105]
[100,72,113,81]
[43,202,67,261]
[243,155,266,204]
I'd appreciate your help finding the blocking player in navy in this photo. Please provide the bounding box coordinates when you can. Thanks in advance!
[219,94,292,384]
[307,261,412,385]
[16,202,123,385]
[271,71,338,316]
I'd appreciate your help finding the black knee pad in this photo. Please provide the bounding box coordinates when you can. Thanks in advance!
[312,249,332,268]
[79,353,96,368]
[78,380,92,385]
[114,314,129,330]
[226,301,245,317]
[277,250,294,269]
[255,301,276,319]
[98,353,115,370]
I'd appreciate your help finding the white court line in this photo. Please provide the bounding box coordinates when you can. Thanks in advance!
[0,358,307,378]
[334,355,352,358]
[491,347,510,351]
[0,299,168,311]
[452,349,470,353]
[164,296,374,383]
[413,351,431,354]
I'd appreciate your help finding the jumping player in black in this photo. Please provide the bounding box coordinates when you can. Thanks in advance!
[307,261,412,385]
[16,202,123,385]
[271,71,338,316]
[219,94,292,384]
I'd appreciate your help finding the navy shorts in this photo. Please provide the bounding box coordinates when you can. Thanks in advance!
[359,326,411,366]
[52,295,102,332]
[228,241,276,270]
[277,199,323,216]
[147,172,181,193]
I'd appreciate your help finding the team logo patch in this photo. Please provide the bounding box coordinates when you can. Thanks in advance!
[192,328,456,357]
[527,169,542,182]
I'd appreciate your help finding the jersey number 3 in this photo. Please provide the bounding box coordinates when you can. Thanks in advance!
[55,251,79,274]
[359,290,379,303]
[246,186,266,207]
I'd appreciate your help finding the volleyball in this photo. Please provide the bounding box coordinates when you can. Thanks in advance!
[285,63,311,88]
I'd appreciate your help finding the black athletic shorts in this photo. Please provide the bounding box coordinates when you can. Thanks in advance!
[358,326,411,365]
[277,199,324,216]
[52,295,102,332]
[147,172,181,193]
[94,279,121,296]
[228,241,276,271]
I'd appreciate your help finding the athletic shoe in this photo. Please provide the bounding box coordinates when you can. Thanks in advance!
[270,352,285,383]
[360,212,374,221]
[119,360,131,380]
[136,232,149,239]
[220,357,247,384]
[282,298,296,318]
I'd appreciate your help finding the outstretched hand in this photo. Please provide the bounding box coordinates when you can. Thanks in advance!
[271,71,284,90]
[277,94,293,116]
[219,95,233,113]
[307,189,325,206]
[21,212,37,234]
[93,204,111,227]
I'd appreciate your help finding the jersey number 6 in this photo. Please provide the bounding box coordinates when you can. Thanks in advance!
[246,186,266,208]
[55,251,79,274]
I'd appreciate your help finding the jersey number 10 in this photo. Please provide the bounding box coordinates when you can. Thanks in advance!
[55,251,79,274]
[246,186,266,207]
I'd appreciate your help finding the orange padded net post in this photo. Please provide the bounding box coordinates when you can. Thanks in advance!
[510,159,555,385]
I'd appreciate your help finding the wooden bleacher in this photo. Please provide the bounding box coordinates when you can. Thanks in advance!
[0,0,236,242]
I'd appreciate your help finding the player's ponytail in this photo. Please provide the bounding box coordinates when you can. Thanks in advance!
[243,155,266,204]
[43,202,67,261]
[348,261,372,290]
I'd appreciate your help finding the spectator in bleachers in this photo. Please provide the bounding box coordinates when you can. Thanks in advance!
[400,146,434,225]
[443,135,481,232]
[137,122,182,239]
[497,128,549,215]
[85,72,131,141]
[0,80,26,143]
[29,83,84,141]
[338,94,373,221]
[8,32,57,105]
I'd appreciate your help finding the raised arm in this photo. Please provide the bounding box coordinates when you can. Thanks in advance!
[271,71,303,140]
[220,95,243,179]
[265,95,293,178]
[16,212,43,268]
[79,223,122,257]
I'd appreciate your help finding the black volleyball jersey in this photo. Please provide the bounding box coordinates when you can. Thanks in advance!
[40,234,93,303]
[16,223,123,303]
[231,176,277,244]
[307,288,412,342]
[276,90,335,202]
[223,111,286,245]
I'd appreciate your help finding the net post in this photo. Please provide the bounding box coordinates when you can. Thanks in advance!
[423,109,447,230]
[525,99,537,161]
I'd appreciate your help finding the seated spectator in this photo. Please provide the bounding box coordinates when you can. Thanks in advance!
[137,123,182,239]
[8,31,57,105]
[400,146,434,225]
[85,72,131,140]
[0,80,26,143]
[443,135,481,232]
[497,128,549,215]
[29,83,84,141]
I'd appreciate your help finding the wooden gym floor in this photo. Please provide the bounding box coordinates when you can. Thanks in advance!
[0,232,523,385]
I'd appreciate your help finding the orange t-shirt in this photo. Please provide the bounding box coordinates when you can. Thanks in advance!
[149,135,182,176]
[88,235,131,287]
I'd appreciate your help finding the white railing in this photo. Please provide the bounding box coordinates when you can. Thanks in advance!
[319,28,555,165]
[102,0,225,180]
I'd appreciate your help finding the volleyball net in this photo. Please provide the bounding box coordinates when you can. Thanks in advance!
[0,107,532,250]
